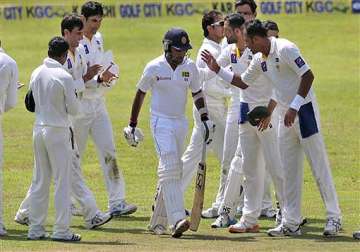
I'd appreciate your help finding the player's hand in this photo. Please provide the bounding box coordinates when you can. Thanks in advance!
[202,119,215,145]
[201,50,220,73]
[100,64,119,86]
[257,116,272,131]
[284,108,297,127]
[83,64,102,82]
[123,126,144,147]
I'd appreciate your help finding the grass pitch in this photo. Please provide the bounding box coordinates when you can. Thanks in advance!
[0,1,359,251]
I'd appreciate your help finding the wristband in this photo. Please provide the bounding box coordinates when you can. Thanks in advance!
[218,67,234,84]
[290,94,305,111]
[129,121,137,128]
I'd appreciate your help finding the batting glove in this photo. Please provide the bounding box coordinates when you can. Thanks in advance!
[123,126,144,147]
[202,119,215,145]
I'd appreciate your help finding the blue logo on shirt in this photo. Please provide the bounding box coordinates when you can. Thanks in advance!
[261,62,267,72]
[294,56,305,68]
[67,58,72,69]
[84,45,89,54]
[231,54,237,63]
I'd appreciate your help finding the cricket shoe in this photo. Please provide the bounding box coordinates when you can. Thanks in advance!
[229,221,259,233]
[353,230,360,240]
[275,208,282,226]
[235,206,243,216]
[260,207,277,218]
[0,223,7,236]
[323,217,342,237]
[27,233,49,240]
[110,201,137,217]
[201,207,219,219]
[14,212,30,226]
[85,212,113,229]
[71,203,84,217]
[267,224,301,237]
[171,219,190,238]
[150,224,167,235]
[211,213,237,228]
[51,233,81,242]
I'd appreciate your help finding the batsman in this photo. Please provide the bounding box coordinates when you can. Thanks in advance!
[124,28,214,238]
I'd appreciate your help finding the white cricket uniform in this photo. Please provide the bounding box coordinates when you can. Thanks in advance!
[241,37,341,228]
[28,57,79,238]
[75,32,126,211]
[139,55,201,227]
[0,48,18,228]
[181,38,228,210]
[16,46,101,223]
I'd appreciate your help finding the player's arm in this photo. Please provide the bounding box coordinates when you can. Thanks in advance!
[201,49,248,89]
[283,46,314,127]
[4,61,18,112]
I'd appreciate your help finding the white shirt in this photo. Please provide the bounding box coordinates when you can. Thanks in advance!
[79,32,105,99]
[63,45,87,93]
[0,48,18,114]
[218,45,272,104]
[137,55,201,118]
[196,38,229,99]
[241,37,313,107]
[30,58,79,128]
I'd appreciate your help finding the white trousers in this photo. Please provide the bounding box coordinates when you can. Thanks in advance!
[151,115,188,226]
[181,96,227,209]
[239,103,287,226]
[28,126,72,238]
[0,123,3,225]
[72,98,125,210]
[17,139,99,223]
[278,100,341,228]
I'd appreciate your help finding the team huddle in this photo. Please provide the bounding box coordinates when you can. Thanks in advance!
[0,0,359,242]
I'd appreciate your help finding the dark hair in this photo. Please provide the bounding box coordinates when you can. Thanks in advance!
[202,10,222,37]
[235,0,257,14]
[245,19,268,38]
[225,13,245,30]
[81,1,103,19]
[263,20,279,32]
[48,36,69,58]
[61,14,83,36]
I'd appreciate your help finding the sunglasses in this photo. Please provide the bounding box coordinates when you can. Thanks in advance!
[211,20,224,27]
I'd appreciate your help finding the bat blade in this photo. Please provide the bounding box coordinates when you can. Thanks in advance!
[190,143,207,231]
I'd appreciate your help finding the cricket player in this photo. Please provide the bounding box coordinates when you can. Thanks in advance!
[125,28,214,238]
[0,41,18,236]
[15,14,113,230]
[73,1,137,216]
[201,19,342,237]
[208,14,287,233]
[180,10,229,219]
[27,37,81,241]
[221,0,277,218]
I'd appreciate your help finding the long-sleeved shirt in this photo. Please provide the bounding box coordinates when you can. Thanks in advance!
[0,48,18,114]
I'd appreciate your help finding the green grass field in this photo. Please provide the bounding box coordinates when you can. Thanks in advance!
[0,0,359,251]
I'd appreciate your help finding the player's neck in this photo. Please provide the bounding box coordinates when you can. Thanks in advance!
[263,39,271,57]
[207,35,221,44]
[236,41,245,52]
[69,47,76,55]
[83,31,93,41]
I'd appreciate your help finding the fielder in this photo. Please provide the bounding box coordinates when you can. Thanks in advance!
[125,28,214,238]
[206,14,287,233]
[72,1,137,216]
[26,37,81,241]
[15,14,113,230]
[201,19,342,237]
[0,41,18,236]
[180,10,229,219]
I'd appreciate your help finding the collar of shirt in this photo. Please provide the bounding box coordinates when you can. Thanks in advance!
[203,37,221,50]
[44,57,63,68]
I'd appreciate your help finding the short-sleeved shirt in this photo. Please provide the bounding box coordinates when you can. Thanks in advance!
[218,44,272,104]
[137,55,201,118]
[241,37,313,107]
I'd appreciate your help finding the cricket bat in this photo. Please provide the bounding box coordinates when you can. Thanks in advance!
[190,140,207,231]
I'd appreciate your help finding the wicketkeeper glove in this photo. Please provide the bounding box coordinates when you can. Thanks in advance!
[123,126,144,147]
[247,106,270,126]
[202,119,215,145]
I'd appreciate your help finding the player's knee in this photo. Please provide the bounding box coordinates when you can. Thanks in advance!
[158,152,182,183]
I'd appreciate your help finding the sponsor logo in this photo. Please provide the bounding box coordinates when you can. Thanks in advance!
[156,76,171,81]
[353,0,360,13]
[67,58,72,69]
[231,54,237,63]
[84,44,89,54]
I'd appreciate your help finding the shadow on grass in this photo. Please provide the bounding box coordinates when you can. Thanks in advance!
[1,229,136,246]
[110,215,150,222]
[72,226,149,235]
[172,233,257,242]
